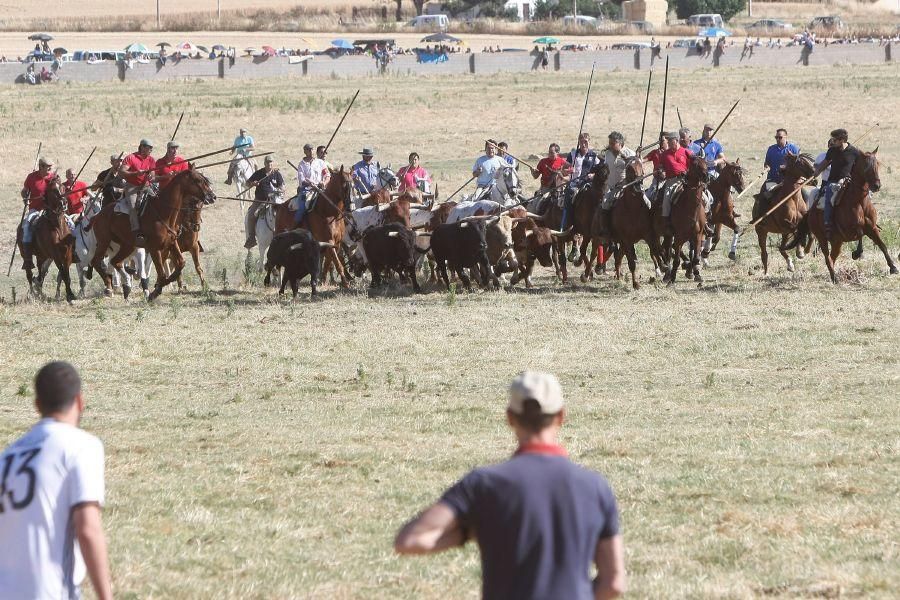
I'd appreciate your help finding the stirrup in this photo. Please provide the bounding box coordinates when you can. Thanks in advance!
[134,233,146,248]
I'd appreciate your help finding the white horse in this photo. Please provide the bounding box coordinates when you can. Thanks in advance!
[73,197,152,299]
[249,190,289,277]
[466,166,521,207]
[232,156,256,214]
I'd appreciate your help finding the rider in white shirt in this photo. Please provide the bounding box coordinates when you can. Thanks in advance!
[0,361,112,600]
[472,140,506,201]
[294,143,330,225]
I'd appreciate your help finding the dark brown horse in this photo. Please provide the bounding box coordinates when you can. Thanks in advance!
[753,153,813,275]
[798,148,897,282]
[666,155,709,286]
[705,159,745,261]
[305,166,353,287]
[16,177,78,302]
[90,168,215,300]
[605,157,666,289]
[164,185,215,290]
[563,162,609,282]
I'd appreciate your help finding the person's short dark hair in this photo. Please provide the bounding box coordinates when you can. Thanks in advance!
[830,128,848,142]
[776,128,788,136]
[510,399,558,433]
[34,361,81,415]
[408,152,419,161]
[486,139,497,147]
[549,143,560,153]
[498,141,508,149]
[608,131,624,144]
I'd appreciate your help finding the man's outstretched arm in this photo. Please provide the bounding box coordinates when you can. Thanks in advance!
[394,502,465,555]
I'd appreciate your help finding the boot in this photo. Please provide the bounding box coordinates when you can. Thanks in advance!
[21,242,34,270]
[224,164,233,185]
[133,230,146,248]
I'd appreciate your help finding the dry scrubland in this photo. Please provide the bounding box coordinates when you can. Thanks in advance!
[1,65,899,598]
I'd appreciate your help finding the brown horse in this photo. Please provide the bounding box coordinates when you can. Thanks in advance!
[305,166,353,287]
[752,153,813,275]
[666,155,709,286]
[799,148,897,282]
[90,168,215,300]
[705,159,745,261]
[605,157,665,289]
[563,162,609,282]
[16,177,78,302]
[164,186,215,290]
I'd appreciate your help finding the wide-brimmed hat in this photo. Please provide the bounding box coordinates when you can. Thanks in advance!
[358,147,375,157]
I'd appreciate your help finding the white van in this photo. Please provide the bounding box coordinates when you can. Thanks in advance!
[562,15,599,29]
[407,14,449,31]
[687,14,725,28]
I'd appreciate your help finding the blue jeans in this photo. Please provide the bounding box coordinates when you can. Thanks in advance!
[294,187,312,225]
[560,186,577,230]
[822,183,838,228]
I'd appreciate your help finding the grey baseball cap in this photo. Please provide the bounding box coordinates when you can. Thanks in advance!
[264,155,275,163]
[139,138,154,148]
[167,140,180,149]
[303,143,314,150]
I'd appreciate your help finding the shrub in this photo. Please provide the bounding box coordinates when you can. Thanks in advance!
[675,0,746,23]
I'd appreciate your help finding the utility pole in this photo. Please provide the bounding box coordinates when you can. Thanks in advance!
[573,0,577,19]
[217,0,221,20]
[748,0,752,18]
[157,0,160,29]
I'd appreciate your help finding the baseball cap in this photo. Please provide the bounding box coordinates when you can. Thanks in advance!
[303,143,314,150]
[703,123,714,130]
[38,157,53,167]
[508,371,564,415]
[663,131,677,140]
[167,140,180,149]
[264,155,274,163]
[139,138,154,148]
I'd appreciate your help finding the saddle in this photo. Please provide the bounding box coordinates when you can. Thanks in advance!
[667,180,685,206]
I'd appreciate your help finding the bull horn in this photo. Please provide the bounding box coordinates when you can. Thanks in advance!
[549,226,574,238]
[524,229,533,238]
[486,216,500,225]
[408,203,428,209]
[387,231,400,237]
[526,212,544,219]
[872,145,879,154]
[358,193,371,202]
[378,203,391,211]
[318,242,336,249]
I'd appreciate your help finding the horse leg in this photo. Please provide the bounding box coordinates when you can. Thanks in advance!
[863,225,899,275]
[582,237,597,283]
[708,222,722,252]
[778,234,795,272]
[556,239,568,283]
[756,228,769,275]
[829,241,844,283]
[728,224,741,261]
[667,240,682,286]
[329,246,348,288]
[701,235,712,267]
[613,245,623,280]
[56,255,76,303]
[851,239,864,261]
[625,244,639,290]
[693,232,704,284]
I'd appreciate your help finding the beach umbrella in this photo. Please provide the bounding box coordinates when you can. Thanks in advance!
[176,42,200,54]
[212,44,226,51]
[53,47,67,55]
[157,42,171,48]
[331,39,354,50]
[28,33,53,41]
[699,27,732,37]
[197,45,209,53]
[262,45,277,56]
[244,47,258,55]
[125,43,149,53]
[533,36,559,44]
[421,33,462,44]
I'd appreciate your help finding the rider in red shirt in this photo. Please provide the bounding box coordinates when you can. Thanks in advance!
[119,139,157,246]
[155,141,190,189]
[20,157,56,269]
[63,168,89,215]
[531,143,570,192]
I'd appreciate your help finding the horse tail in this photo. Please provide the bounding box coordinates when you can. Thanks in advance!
[784,212,809,251]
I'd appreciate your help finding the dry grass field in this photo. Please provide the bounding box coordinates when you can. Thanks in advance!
[0,64,899,598]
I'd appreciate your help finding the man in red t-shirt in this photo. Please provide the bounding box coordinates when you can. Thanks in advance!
[63,168,89,215]
[20,157,56,269]
[657,132,692,220]
[530,143,569,192]
[155,141,189,189]
[119,139,157,246]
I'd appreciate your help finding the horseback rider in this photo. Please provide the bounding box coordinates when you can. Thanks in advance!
[678,128,703,156]
[63,168,88,217]
[531,143,569,213]
[472,140,506,201]
[810,128,860,237]
[560,132,600,229]
[93,155,124,207]
[397,152,433,194]
[351,147,380,198]
[316,145,334,175]
[657,132,692,226]
[294,143,329,227]
[224,127,255,185]
[498,141,517,169]
[755,128,801,215]
[244,155,285,249]
[155,141,189,189]
[643,133,667,206]
[119,139,157,247]
[696,123,725,176]
[19,157,55,270]
[595,131,637,236]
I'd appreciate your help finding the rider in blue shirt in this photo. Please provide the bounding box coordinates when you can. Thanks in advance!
[351,147,380,197]
[764,128,800,184]
[678,127,704,156]
[696,123,725,175]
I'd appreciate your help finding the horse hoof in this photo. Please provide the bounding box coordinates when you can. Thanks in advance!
[693,273,702,283]
[728,251,736,261]
[852,249,863,261]
[123,285,131,300]
[701,250,710,259]
[702,258,710,268]
[890,266,899,275]
[797,249,806,259]
[580,274,588,283]
[633,282,640,290]
[103,289,113,298]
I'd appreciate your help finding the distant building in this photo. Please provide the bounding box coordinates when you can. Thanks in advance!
[622,0,668,30]
[504,0,537,21]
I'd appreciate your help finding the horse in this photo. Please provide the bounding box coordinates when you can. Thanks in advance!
[89,168,215,300]
[164,184,216,290]
[752,152,814,275]
[16,176,78,302]
[666,154,710,286]
[232,156,256,214]
[489,164,522,206]
[358,166,398,207]
[796,148,897,282]
[305,166,353,286]
[604,158,665,289]
[556,163,608,282]
[705,159,745,261]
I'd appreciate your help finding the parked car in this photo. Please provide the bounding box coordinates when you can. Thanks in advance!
[562,15,599,28]
[407,14,449,31]
[628,21,654,33]
[687,14,724,28]
[747,19,793,33]
[72,50,127,62]
[808,16,845,32]
[610,42,651,50]
[673,38,703,49]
